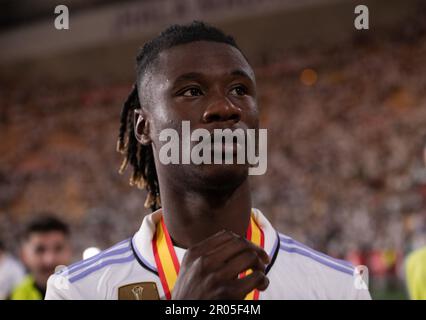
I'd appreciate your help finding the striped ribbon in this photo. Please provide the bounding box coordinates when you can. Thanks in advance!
[240,214,265,300]
[152,211,265,300]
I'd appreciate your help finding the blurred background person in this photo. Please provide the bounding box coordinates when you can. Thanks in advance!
[404,142,426,300]
[405,246,426,300]
[0,239,25,300]
[10,214,72,300]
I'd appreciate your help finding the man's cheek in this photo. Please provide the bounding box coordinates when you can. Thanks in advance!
[243,105,259,122]
[58,251,72,265]
[31,256,45,271]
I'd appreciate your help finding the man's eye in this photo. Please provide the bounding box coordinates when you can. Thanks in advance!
[35,246,46,255]
[181,87,203,97]
[230,85,248,96]
[55,244,64,253]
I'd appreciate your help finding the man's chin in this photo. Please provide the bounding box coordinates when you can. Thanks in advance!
[41,269,56,281]
[194,163,249,190]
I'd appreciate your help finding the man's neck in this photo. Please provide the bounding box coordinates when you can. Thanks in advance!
[159,178,252,249]
[34,277,46,298]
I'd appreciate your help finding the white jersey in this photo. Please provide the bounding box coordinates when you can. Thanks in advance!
[45,208,371,300]
[0,253,26,300]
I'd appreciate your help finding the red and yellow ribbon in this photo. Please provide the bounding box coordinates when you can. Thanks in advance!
[240,214,265,300]
[152,217,180,300]
[152,211,265,300]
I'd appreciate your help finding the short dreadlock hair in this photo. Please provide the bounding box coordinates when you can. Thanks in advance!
[117,20,247,211]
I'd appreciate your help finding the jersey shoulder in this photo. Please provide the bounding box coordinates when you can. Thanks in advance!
[278,233,355,276]
[275,233,371,299]
[46,238,137,300]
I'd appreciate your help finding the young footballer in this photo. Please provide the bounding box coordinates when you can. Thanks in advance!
[46,21,371,300]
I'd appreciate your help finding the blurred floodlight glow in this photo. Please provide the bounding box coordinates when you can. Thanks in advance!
[300,68,318,86]
[83,247,101,260]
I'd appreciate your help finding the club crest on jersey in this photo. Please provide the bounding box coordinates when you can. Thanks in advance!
[118,282,160,300]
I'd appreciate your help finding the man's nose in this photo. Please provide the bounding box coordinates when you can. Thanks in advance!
[202,96,242,124]
[42,251,58,266]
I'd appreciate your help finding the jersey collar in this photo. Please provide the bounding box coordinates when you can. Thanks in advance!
[131,207,280,276]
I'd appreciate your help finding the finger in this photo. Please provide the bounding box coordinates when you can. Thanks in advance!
[235,271,270,297]
[186,230,235,260]
[205,235,269,270]
[217,250,266,280]
[224,235,270,264]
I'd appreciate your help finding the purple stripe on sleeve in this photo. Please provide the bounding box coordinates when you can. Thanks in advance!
[69,254,135,283]
[279,235,354,268]
[63,245,132,276]
[64,238,130,272]
[279,243,354,276]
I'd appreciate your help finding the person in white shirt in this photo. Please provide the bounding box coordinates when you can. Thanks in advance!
[46,208,370,299]
[0,240,25,300]
[46,21,371,300]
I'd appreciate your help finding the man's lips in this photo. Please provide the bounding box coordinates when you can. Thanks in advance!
[193,133,245,156]
[211,141,242,155]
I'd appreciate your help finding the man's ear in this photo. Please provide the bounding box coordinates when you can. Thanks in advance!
[134,109,151,145]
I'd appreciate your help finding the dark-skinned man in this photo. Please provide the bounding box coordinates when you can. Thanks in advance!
[46,21,371,300]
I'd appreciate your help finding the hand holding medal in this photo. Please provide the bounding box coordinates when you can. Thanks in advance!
[169,229,270,300]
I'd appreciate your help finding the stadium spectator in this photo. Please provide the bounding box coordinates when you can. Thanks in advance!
[10,214,72,300]
[405,246,426,300]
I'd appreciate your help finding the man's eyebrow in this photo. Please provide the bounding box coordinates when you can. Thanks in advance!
[229,69,254,81]
[172,72,204,87]
[171,69,254,88]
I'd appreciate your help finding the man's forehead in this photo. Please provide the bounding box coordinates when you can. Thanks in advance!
[27,231,67,243]
[155,41,255,82]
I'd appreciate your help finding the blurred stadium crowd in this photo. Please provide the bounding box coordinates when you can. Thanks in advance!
[1,5,426,300]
